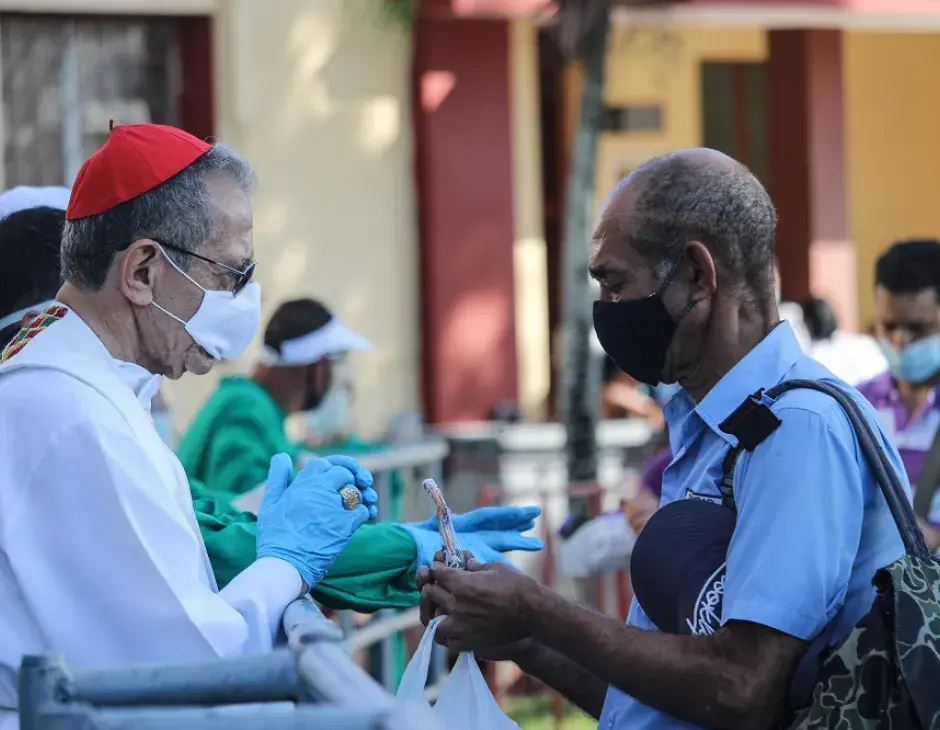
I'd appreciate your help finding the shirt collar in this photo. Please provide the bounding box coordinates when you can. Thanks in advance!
[111,359,162,413]
[666,321,805,447]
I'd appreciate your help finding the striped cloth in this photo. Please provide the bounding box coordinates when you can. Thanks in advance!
[0,305,67,363]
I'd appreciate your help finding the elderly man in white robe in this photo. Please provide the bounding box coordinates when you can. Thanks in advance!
[0,123,378,727]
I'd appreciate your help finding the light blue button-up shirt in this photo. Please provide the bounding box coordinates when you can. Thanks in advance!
[597,322,908,729]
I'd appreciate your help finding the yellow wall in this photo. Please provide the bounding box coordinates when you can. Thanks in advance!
[596,25,766,202]
[168,0,420,437]
[0,0,421,436]
[844,32,940,329]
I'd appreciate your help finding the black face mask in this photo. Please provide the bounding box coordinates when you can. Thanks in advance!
[592,263,692,386]
[303,361,333,411]
[304,388,327,412]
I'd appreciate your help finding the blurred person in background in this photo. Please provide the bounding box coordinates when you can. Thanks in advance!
[178,298,374,497]
[0,205,64,347]
[800,297,887,386]
[859,239,940,550]
[0,185,70,218]
[178,296,544,600]
[601,356,665,429]
[774,258,812,351]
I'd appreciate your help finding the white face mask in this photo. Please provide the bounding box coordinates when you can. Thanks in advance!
[152,245,261,361]
[306,384,352,444]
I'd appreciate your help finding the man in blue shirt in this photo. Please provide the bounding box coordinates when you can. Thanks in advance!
[417,148,907,729]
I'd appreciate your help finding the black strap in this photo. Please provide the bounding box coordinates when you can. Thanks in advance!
[718,447,741,511]
[718,379,931,561]
[717,388,782,511]
[913,421,940,522]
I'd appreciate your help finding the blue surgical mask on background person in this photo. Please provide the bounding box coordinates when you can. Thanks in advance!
[879,334,940,384]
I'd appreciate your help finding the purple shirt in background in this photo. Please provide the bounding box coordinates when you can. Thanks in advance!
[638,372,940,525]
[856,371,940,525]
[640,447,672,500]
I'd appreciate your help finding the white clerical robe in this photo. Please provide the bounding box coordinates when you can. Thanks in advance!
[0,308,302,727]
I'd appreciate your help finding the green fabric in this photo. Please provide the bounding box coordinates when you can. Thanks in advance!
[178,377,297,496]
[192,476,419,610]
[182,377,419,612]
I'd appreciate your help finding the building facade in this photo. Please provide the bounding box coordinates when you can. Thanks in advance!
[2,0,940,431]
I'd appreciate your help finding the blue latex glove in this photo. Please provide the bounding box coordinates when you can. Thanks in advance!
[256,453,378,588]
[400,505,544,567]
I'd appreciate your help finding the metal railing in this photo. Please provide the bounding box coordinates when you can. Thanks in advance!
[18,598,440,729]
[230,437,451,694]
[342,439,450,693]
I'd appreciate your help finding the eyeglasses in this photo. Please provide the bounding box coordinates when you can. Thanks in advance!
[155,239,256,295]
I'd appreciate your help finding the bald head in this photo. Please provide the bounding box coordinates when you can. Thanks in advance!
[590,149,783,397]
[597,148,777,298]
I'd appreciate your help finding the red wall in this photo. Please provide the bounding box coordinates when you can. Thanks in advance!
[178,17,215,141]
[413,15,518,423]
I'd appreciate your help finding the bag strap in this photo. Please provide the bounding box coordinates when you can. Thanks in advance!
[718,380,931,561]
[913,419,940,521]
[717,390,783,512]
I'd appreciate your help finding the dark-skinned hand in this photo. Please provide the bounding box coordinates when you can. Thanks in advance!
[418,549,540,654]
[418,551,538,663]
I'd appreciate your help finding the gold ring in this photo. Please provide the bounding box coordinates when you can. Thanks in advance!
[340,487,361,511]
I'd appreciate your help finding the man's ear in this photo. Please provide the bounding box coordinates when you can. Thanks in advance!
[119,239,161,306]
[685,240,718,300]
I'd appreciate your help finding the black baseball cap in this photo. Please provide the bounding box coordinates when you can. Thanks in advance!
[631,496,842,709]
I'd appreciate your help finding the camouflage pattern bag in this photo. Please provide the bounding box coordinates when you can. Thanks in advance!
[786,554,940,729]
[748,380,940,729]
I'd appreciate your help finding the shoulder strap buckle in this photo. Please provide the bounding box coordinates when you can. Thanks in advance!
[716,389,783,512]
[719,388,782,451]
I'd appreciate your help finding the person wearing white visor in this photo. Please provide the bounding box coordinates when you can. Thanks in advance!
[0,123,380,728]
[0,204,65,346]
[178,297,373,498]
[0,186,71,341]
[177,297,545,612]
[0,184,71,219]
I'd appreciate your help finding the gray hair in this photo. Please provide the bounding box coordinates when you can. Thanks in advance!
[61,143,256,290]
[626,152,777,296]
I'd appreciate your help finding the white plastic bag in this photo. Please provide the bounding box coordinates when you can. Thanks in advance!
[397,616,520,730]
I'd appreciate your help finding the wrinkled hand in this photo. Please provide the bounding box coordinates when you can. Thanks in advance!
[404,505,544,566]
[256,453,378,588]
[625,490,658,536]
[417,550,539,653]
